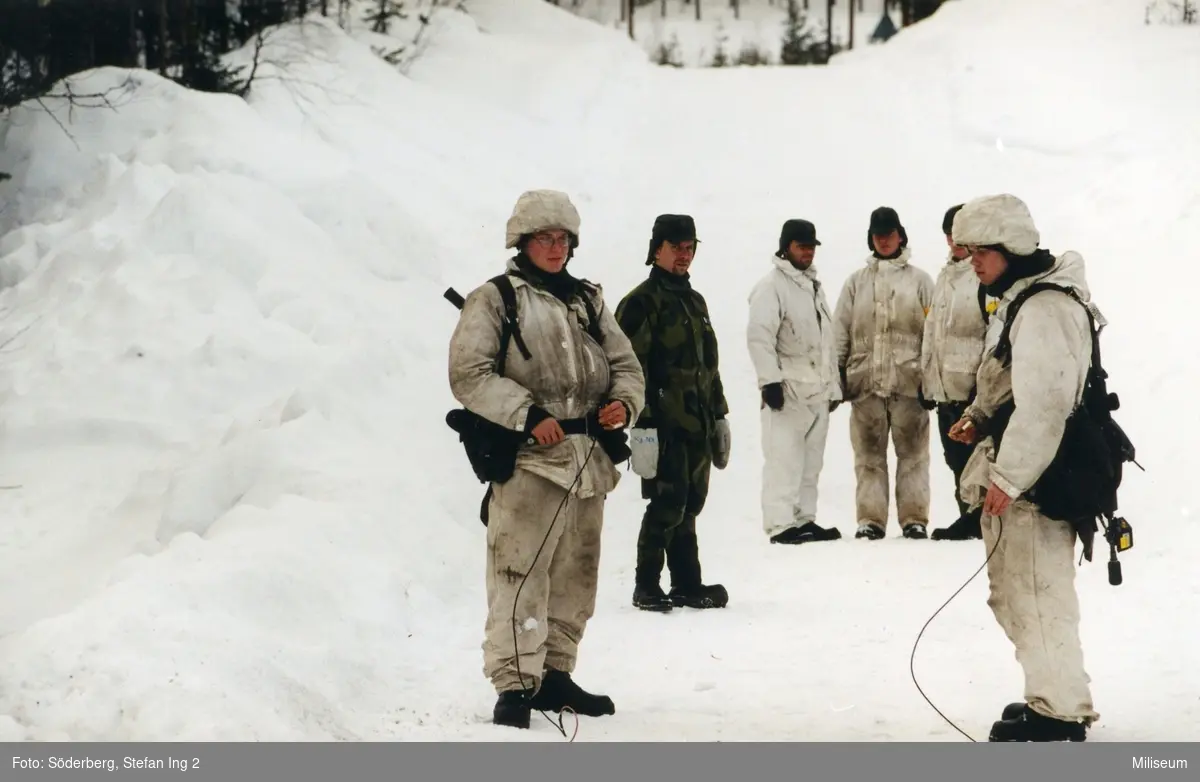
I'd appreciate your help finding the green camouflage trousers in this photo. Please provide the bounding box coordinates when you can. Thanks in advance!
[635,432,712,591]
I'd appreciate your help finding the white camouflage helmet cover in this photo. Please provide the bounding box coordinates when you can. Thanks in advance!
[504,189,581,249]
[952,193,1041,256]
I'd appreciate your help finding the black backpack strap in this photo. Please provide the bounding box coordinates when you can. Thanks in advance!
[993,281,1110,412]
[489,274,531,377]
[977,284,990,323]
[992,282,1081,366]
[577,279,606,346]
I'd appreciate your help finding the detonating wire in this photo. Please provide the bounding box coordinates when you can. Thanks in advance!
[909,514,1005,742]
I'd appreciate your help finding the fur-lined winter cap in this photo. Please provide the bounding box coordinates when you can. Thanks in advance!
[952,194,1040,256]
[646,214,698,264]
[866,206,908,252]
[505,189,581,249]
[779,218,821,250]
[869,207,903,236]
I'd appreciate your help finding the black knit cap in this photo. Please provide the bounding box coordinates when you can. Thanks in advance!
[942,203,964,236]
[867,206,908,252]
[778,219,820,255]
[646,214,698,264]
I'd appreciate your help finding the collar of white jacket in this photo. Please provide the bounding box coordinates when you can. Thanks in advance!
[866,246,912,269]
[771,254,820,284]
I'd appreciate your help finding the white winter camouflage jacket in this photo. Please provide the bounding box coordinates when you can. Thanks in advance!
[833,248,935,401]
[959,251,1103,506]
[746,255,841,403]
[920,252,994,404]
[448,258,646,499]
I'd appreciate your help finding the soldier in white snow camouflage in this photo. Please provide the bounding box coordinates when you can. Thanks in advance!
[832,207,935,540]
[448,189,645,729]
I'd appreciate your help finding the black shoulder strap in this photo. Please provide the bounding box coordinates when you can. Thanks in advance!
[977,284,990,323]
[993,283,1095,371]
[576,279,605,346]
[489,274,531,377]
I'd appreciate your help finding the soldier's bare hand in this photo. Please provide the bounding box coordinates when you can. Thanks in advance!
[531,418,565,445]
[983,482,1012,516]
[598,401,627,430]
[948,418,977,444]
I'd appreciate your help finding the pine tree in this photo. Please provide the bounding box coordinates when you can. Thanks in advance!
[365,0,408,34]
[710,22,729,67]
[780,0,818,65]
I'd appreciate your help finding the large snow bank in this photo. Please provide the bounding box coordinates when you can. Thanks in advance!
[0,0,650,741]
[0,0,1196,741]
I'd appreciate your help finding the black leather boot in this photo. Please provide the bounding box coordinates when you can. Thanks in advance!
[528,669,615,717]
[855,522,885,540]
[989,705,1087,742]
[632,581,673,612]
[932,508,983,540]
[665,514,726,608]
[771,522,842,544]
[492,690,532,729]
[668,583,729,609]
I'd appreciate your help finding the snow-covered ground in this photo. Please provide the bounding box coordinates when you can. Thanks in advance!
[0,0,1197,741]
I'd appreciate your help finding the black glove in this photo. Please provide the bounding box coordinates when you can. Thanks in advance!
[917,387,937,411]
[761,382,784,411]
[524,404,554,433]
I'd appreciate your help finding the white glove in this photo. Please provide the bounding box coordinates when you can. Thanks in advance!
[712,418,731,470]
[629,428,659,480]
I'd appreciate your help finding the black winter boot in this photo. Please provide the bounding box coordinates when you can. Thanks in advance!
[1001,702,1025,721]
[669,583,729,609]
[664,513,726,608]
[632,582,673,612]
[902,523,929,539]
[855,522,885,540]
[771,522,842,544]
[528,669,615,717]
[492,690,532,729]
[988,705,1087,742]
[932,508,983,541]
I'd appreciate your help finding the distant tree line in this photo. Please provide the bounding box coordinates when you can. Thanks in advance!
[0,0,432,112]
[588,0,947,67]
[1145,0,1197,23]
[561,0,946,27]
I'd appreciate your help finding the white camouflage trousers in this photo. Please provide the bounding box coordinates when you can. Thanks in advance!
[759,397,830,537]
[483,467,604,694]
[849,394,930,530]
[982,501,1100,724]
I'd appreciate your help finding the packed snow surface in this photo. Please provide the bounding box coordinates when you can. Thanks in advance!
[0,0,1197,741]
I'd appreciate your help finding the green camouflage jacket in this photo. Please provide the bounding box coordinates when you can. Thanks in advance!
[615,266,729,441]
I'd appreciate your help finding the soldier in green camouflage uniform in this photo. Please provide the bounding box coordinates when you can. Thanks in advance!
[615,214,732,613]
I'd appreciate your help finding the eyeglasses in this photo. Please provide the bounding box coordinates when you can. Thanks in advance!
[531,233,572,248]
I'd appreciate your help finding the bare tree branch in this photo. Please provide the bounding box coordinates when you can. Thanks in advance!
[0,313,45,354]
